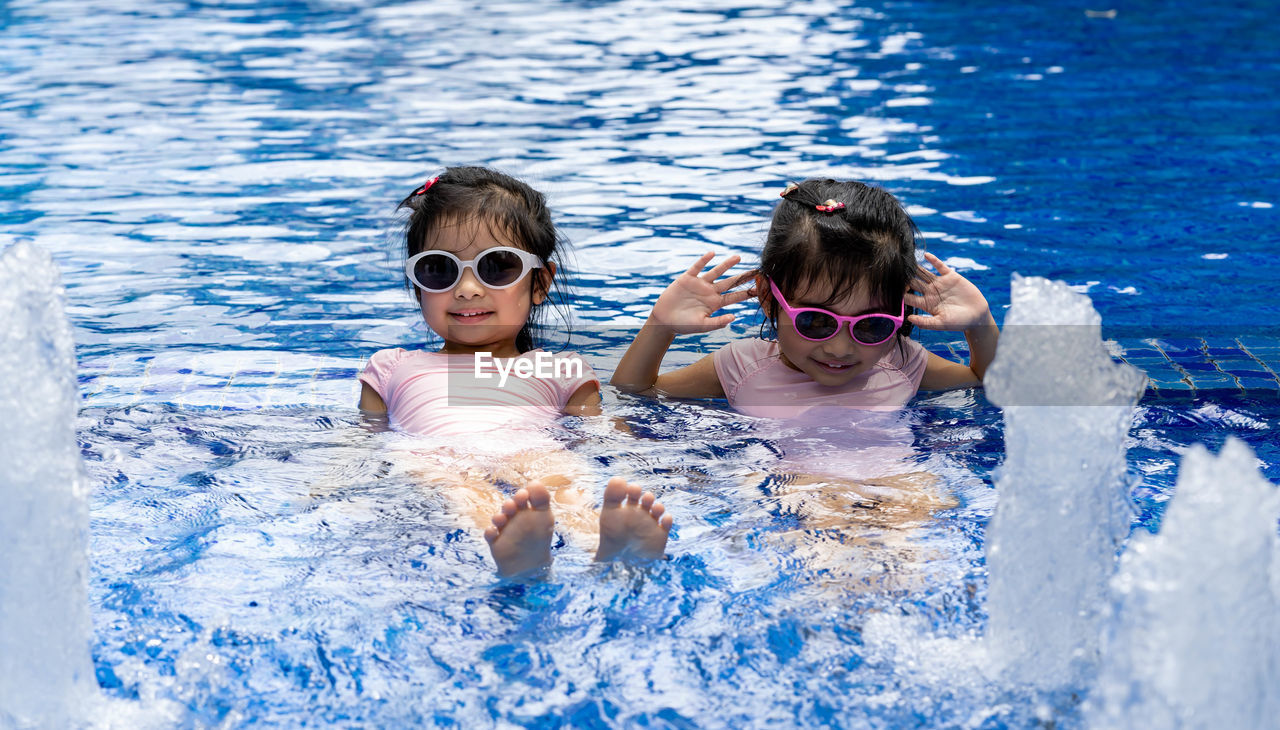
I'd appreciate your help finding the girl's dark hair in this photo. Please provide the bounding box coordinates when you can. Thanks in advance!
[397,166,568,353]
[759,179,919,349]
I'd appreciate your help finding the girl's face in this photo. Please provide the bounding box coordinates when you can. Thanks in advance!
[764,275,900,387]
[417,218,551,357]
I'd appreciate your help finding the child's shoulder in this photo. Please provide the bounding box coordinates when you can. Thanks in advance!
[365,346,412,368]
[718,337,781,364]
[362,347,446,375]
[877,336,927,371]
[713,337,783,389]
[368,346,409,357]
[359,348,418,397]
[875,336,928,388]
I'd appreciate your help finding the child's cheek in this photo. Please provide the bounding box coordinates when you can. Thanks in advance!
[496,290,532,325]
[775,329,818,373]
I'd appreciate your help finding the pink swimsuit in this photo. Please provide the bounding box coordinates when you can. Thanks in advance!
[359,348,599,438]
[712,337,929,419]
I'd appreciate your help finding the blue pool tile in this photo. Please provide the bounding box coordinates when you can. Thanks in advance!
[1221,370,1273,381]
[1211,357,1265,369]
[1174,360,1217,372]
[1202,334,1247,349]
[1252,371,1280,385]
[1149,379,1194,392]
[1206,347,1251,360]
[1214,361,1270,373]
[1254,355,1280,371]
[1163,346,1210,357]
[1242,353,1280,367]
[1153,337,1204,354]
[1120,347,1165,360]
[1123,358,1173,370]
[1146,371,1190,385]
[1236,335,1280,349]
[1237,377,1279,391]
[1186,375,1236,389]
[1185,369,1234,381]
[1160,348,1208,359]
[1133,370,1184,384]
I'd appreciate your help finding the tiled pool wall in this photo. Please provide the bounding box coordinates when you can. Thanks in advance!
[1127,337,1280,394]
[930,335,1280,395]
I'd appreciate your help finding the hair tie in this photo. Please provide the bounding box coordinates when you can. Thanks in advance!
[780,182,799,198]
[816,199,845,213]
[412,176,439,197]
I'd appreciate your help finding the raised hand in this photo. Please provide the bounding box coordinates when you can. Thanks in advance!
[650,252,754,334]
[905,252,993,331]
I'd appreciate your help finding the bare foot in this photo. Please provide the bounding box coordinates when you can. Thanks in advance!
[595,477,673,562]
[483,482,554,577]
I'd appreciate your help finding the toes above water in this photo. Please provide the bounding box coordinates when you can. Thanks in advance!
[486,482,555,577]
[596,477,673,562]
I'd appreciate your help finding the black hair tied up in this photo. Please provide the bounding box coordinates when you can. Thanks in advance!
[396,166,572,353]
[761,178,921,347]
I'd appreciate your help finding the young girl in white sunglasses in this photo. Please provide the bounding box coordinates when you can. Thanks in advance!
[359,167,671,576]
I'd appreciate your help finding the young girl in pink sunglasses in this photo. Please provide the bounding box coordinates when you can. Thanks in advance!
[611,178,999,417]
[359,167,672,576]
[611,178,995,587]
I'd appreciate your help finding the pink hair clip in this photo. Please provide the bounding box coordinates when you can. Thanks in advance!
[816,199,845,213]
[412,176,439,196]
[780,182,799,198]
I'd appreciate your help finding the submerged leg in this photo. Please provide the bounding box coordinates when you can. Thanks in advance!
[595,477,673,562]
[483,481,555,577]
[494,451,600,547]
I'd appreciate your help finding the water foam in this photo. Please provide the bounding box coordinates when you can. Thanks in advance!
[1087,438,1280,729]
[0,242,94,727]
[982,274,1147,686]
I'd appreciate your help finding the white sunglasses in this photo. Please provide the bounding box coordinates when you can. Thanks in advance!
[405,247,543,293]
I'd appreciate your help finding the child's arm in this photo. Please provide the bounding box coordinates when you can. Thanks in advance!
[907,252,1001,391]
[564,381,603,417]
[611,252,752,397]
[359,382,388,412]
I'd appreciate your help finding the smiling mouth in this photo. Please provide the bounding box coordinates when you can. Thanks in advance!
[449,310,493,321]
[815,359,859,373]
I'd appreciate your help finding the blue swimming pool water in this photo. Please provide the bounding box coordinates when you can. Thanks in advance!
[2,0,1277,726]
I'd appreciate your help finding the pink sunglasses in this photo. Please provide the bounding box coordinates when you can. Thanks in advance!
[768,279,905,345]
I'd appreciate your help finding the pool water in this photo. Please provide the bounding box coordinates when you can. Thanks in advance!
[76,392,1278,726]
[3,0,1278,726]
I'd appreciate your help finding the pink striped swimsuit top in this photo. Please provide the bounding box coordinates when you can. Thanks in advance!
[712,337,929,419]
[359,348,599,438]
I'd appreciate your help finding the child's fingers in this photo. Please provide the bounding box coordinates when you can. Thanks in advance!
[904,292,927,309]
[716,270,756,293]
[683,251,716,277]
[922,252,951,275]
[721,289,753,306]
[707,313,736,328]
[702,254,741,282]
[907,313,943,330]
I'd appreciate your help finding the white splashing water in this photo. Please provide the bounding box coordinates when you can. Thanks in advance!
[0,242,94,727]
[982,274,1147,687]
[1086,438,1280,729]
